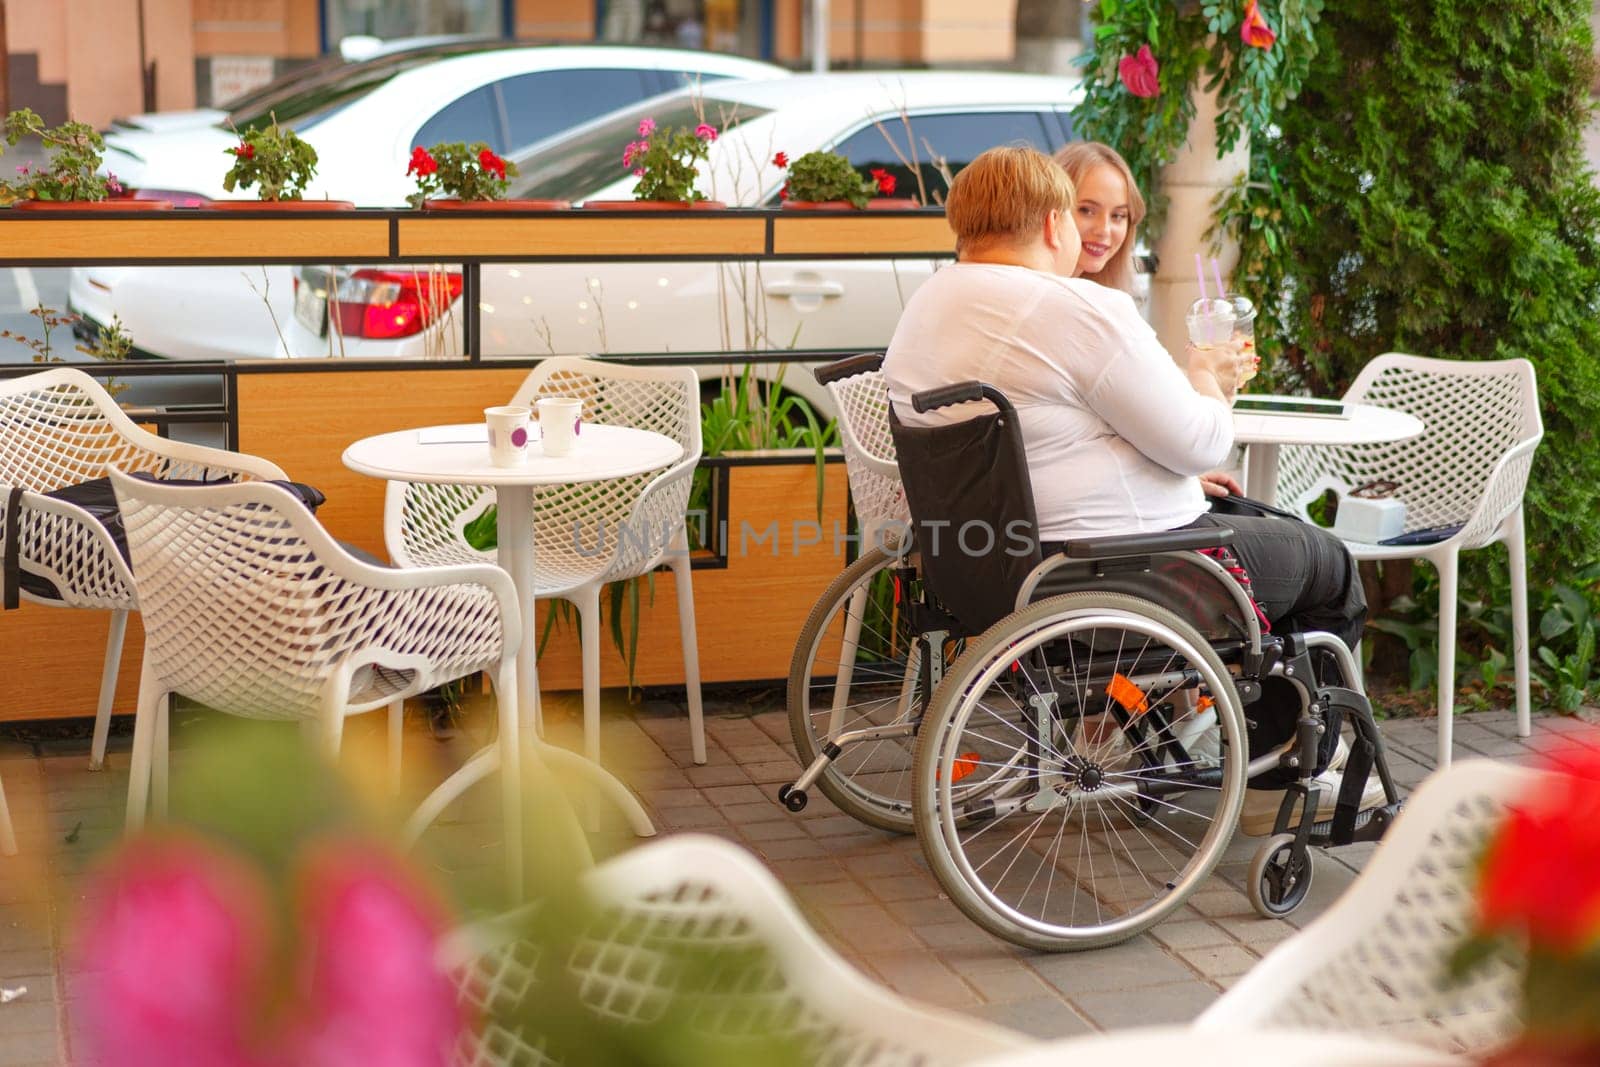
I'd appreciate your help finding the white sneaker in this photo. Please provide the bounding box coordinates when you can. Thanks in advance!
[1240,767,1385,837]
[1328,734,1350,772]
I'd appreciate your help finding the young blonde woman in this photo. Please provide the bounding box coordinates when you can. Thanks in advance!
[1054,141,1145,292]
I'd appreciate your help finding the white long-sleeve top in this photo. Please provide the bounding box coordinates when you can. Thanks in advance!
[883,262,1233,541]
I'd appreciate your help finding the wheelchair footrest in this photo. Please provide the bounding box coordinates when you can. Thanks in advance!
[1308,800,1402,847]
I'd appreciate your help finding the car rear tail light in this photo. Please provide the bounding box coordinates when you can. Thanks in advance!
[332,269,463,340]
[123,187,213,207]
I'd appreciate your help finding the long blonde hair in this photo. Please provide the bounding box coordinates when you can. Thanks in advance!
[1053,142,1145,293]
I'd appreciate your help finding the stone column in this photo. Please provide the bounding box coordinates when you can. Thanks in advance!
[1149,76,1249,356]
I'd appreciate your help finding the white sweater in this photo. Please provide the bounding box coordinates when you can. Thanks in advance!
[883,262,1233,541]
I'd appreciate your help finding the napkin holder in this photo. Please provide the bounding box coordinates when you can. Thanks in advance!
[1332,481,1406,543]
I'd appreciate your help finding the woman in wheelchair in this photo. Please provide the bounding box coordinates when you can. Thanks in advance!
[787,145,1402,949]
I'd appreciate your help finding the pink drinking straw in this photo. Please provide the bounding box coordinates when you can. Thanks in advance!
[1211,257,1227,302]
[1194,253,1208,302]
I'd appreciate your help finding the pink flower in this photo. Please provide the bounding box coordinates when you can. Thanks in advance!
[106,174,124,195]
[14,165,27,175]
[1118,44,1161,99]
[283,844,462,1067]
[637,117,656,138]
[622,140,648,168]
[1240,0,1277,49]
[73,837,273,1067]
[633,168,645,177]
[694,123,718,142]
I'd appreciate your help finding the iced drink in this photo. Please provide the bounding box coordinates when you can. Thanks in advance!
[1225,294,1258,385]
[1185,297,1236,348]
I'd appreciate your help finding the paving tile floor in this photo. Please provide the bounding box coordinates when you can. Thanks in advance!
[0,693,1579,1064]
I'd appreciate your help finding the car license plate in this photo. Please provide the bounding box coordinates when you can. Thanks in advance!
[294,275,328,337]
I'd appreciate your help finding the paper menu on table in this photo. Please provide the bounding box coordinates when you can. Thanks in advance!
[418,426,489,445]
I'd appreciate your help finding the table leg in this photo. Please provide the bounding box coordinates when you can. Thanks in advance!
[1242,443,1282,507]
[495,487,655,838]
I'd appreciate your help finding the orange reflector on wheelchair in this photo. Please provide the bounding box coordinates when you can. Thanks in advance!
[1106,673,1150,716]
[944,752,981,783]
[1198,694,1215,712]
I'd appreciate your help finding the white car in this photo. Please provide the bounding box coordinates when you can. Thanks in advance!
[69,45,786,361]
[285,71,1086,406]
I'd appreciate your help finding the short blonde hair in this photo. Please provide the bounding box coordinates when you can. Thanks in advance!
[947,146,1074,248]
[1054,141,1146,293]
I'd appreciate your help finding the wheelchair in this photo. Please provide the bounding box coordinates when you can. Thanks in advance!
[783,356,1404,951]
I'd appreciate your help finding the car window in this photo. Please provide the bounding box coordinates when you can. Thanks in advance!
[415,86,504,153]
[227,45,503,131]
[507,97,770,202]
[498,69,657,153]
[831,110,1057,204]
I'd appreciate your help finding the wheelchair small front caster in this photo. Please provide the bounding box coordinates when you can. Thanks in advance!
[778,783,808,812]
[1248,832,1315,919]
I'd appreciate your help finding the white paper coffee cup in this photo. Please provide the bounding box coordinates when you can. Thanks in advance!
[485,405,532,467]
[537,397,583,457]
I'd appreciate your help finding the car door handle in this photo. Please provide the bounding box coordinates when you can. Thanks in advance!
[765,277,845,299]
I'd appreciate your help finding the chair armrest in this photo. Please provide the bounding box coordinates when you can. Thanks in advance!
[349,558,523,653]
[1,486,135,607]
[1061,526,1234,559]
[1457,437,1541,548]
[138,436,289,483]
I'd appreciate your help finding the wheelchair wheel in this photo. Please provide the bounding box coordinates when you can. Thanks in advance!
[1248,833,1315,918]
[913,592,1247,951]
[788,546,956,833]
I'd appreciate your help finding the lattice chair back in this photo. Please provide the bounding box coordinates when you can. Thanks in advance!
[510,358,700,587]
[1197,759,1537,1052]
[1276,355,1542,549]
[0,368,286,608]
[111,470,514,721]
[444,834,1028,1066]
[825,364,910,545]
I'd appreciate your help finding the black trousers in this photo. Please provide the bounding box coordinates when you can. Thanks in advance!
[1187,509,1367,650]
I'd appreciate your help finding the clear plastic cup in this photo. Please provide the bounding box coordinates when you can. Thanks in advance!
[1185,297,1236,347]
[1225,294,1258,385]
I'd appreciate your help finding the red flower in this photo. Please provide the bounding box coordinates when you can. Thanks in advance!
[1118,44,1161,99]
[871,168,896,195]
[1240,0,1278,49]
[234,143,255,160]
[406,146,437,178]
[779,182,790,201]
[772,151,789,169]
[478,148,507,180]
[1478,744,1600,953]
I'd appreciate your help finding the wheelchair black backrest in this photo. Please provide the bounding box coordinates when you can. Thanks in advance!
[888,385,1042,636]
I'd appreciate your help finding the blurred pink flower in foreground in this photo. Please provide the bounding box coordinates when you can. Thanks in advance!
[73,837,272,1067]
[73,835,462,1067]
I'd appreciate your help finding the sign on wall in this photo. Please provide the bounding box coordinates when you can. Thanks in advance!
[210,56,277,107]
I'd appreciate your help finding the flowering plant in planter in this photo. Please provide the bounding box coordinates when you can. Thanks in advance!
[619,117,718,204]
[405,142,518,207]
[0,108,119,203]
[772,149,898,208]
[1449,741,1600,1064]
[222,114,319,201]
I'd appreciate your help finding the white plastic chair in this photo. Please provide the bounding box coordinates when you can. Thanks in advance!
[443,833,1029,1066]
[0,367,286,769]
[825,359,909,550]
[1276,355,1543,766]
[1196,759,1538,1054]
[386,357,704,766]
[107,470,526,885]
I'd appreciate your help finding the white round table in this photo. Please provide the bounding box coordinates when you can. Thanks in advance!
[1233,399,1424,506]
[344,422,683,838]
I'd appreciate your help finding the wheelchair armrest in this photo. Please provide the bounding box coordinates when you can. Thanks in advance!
[813,352,884,386]
[1061,526,1234,560]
